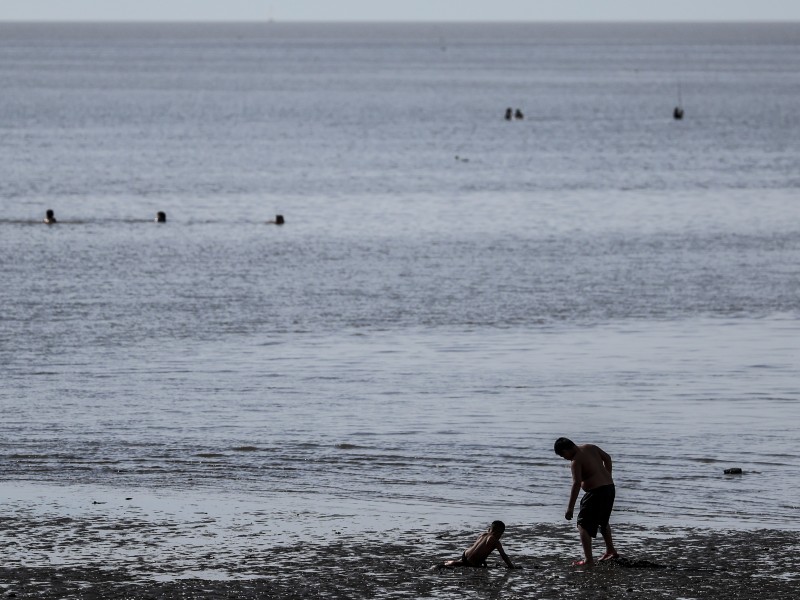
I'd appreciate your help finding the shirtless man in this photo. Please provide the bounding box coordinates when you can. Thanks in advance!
[437,520,517,569]
[554,437,619,565]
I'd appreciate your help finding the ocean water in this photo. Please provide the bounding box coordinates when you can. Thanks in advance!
[1,22,799,549]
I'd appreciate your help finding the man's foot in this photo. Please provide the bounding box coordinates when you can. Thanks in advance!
[572,559,594,566]
[598,552,619,562]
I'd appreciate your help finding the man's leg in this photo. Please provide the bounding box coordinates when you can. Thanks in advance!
[576,524,594,565]
[598,525,619,561]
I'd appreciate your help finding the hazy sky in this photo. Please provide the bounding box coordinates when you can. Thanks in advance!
[1,1,799,22]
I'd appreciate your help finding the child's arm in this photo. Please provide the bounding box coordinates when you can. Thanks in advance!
[496,542,517,569]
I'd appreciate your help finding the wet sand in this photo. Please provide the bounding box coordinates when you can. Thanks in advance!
[1,508,797,599]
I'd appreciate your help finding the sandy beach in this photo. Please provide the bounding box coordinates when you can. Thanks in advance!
[1,508,797,599]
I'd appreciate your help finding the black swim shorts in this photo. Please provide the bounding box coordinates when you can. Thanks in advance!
[461,551,474,566]
[577,484,615,538]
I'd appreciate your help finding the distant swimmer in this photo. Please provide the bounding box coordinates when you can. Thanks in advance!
[435,521,518,569]
[44,209,57,224]
[505,107,513,121]
[514,108,524,120]
[267,214,285,225]
[155,211,167,223]
[673,106,684,120]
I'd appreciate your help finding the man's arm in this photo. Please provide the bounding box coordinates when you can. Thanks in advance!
[597,446,613,475]
[565,460,582,520]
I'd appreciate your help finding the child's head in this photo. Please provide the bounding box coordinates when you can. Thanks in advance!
[489,520,506,536]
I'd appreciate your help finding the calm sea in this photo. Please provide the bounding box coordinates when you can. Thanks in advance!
[1,22,799,543]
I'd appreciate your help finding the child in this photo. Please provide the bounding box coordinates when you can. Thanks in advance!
[437,521,517,569]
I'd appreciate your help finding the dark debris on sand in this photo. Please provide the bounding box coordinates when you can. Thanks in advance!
[0,522,798,599]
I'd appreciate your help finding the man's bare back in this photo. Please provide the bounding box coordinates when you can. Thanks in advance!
[571,444,613,491]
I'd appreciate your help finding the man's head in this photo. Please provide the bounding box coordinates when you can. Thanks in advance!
[489,520,506,536]
[554,437,577,459]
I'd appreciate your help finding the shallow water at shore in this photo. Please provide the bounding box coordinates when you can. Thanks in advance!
[3,317,799,533]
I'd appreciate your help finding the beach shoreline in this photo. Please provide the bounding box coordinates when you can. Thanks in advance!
[2,508,797,599]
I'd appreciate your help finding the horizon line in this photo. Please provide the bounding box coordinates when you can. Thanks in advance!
[1,18,799,24]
